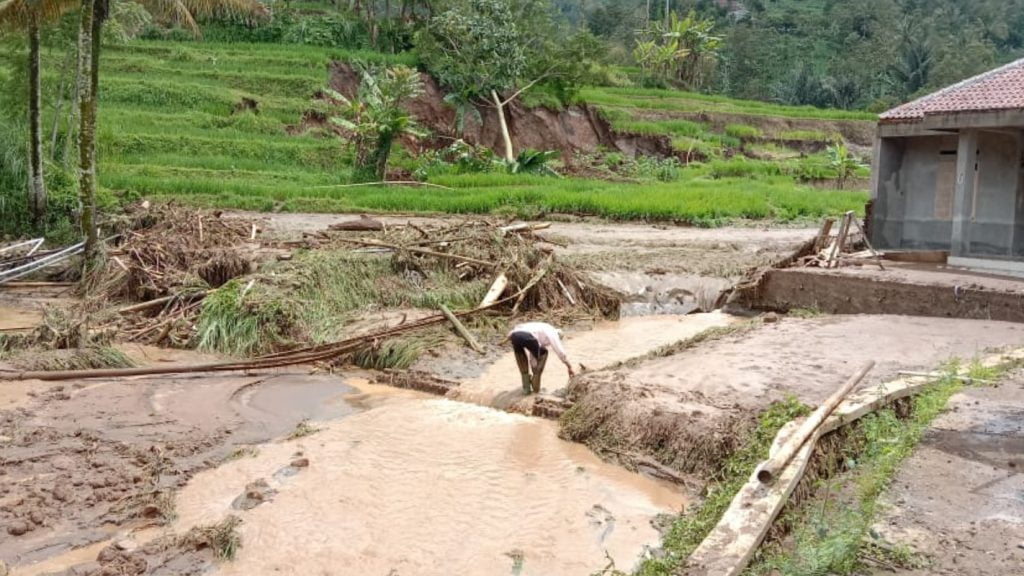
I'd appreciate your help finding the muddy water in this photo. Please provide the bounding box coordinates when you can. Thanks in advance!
[175,389,687,576]
[452,312,735,411]
[0,305,42,331]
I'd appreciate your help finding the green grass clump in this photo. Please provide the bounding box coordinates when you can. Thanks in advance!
[635,396,812,576]
[193,251,487,356]
[725,124,764,139]
[22,346,136,372]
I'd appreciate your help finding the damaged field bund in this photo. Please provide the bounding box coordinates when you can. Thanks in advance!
[683,347,1024,575]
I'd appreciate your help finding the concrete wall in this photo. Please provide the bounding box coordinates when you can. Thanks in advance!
[871,134,957,250]
[966,131,1022,257]
[872,126,1024,260]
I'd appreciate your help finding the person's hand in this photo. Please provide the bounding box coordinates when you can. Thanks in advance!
[568,365,576,378]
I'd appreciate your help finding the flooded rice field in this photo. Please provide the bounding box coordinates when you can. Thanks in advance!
[174,385,687,576]
[451,312,735,411]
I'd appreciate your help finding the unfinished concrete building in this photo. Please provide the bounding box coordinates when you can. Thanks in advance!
[871,58,1024,273]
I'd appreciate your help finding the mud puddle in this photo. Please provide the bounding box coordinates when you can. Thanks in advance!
[450,312,735,411]
[592,272,731,316]
[174,388,687,576]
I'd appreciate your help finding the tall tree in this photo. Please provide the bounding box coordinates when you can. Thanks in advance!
[75,0,267,262]
[0,0,79,228]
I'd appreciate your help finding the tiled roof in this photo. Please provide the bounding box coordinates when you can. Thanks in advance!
[880,57,1024,123]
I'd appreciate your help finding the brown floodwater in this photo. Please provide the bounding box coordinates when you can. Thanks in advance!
[173,384,689,576]
[451,312,736,411]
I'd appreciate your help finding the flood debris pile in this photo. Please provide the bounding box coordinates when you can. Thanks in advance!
[75,203,264,348]
[791,211,884,270]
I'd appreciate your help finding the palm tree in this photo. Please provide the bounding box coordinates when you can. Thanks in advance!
[0,0,79,228]
[75,0,267,262]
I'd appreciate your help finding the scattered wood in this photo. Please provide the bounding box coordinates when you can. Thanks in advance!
[556,278,576,306]
[813,218,835,253]
[333,237,497,268]
[439,304,484,354]
[499,222,552,234]
[848,215,885,271]
[328,215,385,232]
[757,361,874,484]
[479,273,509,308]
[0,281,75,289]
[117,291,209,316]
[511,255,554,314]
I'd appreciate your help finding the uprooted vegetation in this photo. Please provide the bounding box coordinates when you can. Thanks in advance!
[13,203,620,373]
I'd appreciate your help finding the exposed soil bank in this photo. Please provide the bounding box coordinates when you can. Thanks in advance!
[173,387,687,576]
[734,264,1024,322]
[563,315,1024,480]
[328,62,674,159]
[870,372,1024,575]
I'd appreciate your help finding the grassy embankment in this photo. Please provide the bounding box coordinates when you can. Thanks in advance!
[90,40,871,225]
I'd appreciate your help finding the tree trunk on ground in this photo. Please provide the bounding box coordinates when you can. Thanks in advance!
[77,0,98,261]
[28,16,47,228]
[491,90,514,163]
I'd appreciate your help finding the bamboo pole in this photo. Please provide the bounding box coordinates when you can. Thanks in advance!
[440,304,484,354]
[117,291,209,315]
[334,238,497,268]
[479,273,508,308]
[755,361,875,484]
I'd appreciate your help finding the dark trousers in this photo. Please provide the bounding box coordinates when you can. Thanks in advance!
[510,331,548,393]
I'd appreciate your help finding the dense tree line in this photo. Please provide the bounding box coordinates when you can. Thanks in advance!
[574,0,1024,110]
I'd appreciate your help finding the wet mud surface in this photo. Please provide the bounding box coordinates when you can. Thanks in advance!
[871,372,1024,575]
[567,315,1024,477]
[173,390,686,576]
[1,351,360,575]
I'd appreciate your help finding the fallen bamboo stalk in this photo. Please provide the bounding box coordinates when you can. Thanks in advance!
[117,291,209,315]
[479,273,508,308]
[334,238,497,268]
[440,304,484,354]
[0,281,75,288]
[897,370,991,384]
[756,361,874,484]
[2,298,512,382]
[308,181,456,191]
[499,222,552,234]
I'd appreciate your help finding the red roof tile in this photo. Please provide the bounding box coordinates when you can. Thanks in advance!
[880,58,1024,123]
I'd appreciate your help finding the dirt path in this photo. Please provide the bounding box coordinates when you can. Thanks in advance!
[565,315,1024,478]
[869,372,1024,575]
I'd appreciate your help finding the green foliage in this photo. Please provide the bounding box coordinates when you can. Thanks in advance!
[725,124,763,139]
[324,64,424,182]
[827,141,866,189]
[635,397,812,576]
[505,149,560,176]
[633,11,721,90]
[415,0,526,99]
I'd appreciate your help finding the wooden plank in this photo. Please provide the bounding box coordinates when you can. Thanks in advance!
[479,273,508,308]
[440,304,484,354]
[682,347,1024,576]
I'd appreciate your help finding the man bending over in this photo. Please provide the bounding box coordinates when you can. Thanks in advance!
[505,322,575,395]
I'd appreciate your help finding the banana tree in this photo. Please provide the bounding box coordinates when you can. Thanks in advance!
[325,65,425,182]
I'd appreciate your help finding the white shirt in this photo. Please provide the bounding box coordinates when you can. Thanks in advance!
[508,322,571,368]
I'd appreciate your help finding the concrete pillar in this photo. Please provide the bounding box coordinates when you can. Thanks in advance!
[870,136,905,249]
[952,129,978,256]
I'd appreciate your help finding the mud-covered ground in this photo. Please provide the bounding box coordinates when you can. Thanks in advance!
[0,346,361,575]
[564,315,1024,478]
[869,371,1024,575]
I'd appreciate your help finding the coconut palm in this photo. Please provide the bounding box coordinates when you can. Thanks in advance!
[0,0,79,227]
[75,0,267,262]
